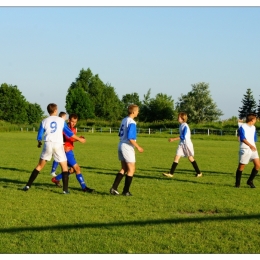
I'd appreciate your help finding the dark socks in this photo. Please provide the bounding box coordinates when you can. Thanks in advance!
[248,168,258,183]
[170,162,178,174]
[123,175,133,193]
[62,171,69,192]
[235,169,242,187]
[191,160,201,174]
[112,173,124,190]
[26,169,40,187]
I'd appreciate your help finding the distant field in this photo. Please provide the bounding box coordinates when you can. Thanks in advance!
[0,132,260,254]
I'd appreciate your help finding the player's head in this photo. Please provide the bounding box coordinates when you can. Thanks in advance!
[246,113,257,123]
[59,111,67,120]
[178,112,188,123]
[128,104,139,116]
[68,113,78,128]
[47,103,58,115]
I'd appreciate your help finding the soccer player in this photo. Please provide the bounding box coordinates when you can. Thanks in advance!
[51,113,95,193]
[22,103,86,194]
[110,104,144,196]
[50,111,67,177]
[163,112,202,178]
[235,113,260,188]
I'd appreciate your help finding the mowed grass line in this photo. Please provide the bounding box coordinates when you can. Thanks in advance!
[0,132,260,253]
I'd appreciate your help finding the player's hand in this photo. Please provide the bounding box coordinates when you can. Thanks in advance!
[79,137,86,143]
[37,141,42,148]
[168,138,174,142]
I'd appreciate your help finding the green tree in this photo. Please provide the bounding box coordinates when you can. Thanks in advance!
[238,88,257,119]
[26,102,44,124]
[138,89,176,122]
[0,83,29,124]
[67,68,123,120]
[121,93,142,116]
[176,82,223,123]
[65,87,95,120]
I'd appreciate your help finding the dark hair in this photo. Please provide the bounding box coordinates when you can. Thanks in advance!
[47,103,57,114]
[69,113,78,120]
[246,113,257,123]
[59,111,67,117]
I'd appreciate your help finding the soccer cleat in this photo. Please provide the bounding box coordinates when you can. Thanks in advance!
[83,187,95,193]
[196,173,203,177]
[247,181,256,188]
[110,188,120,195]
[163,172,173,178]
[63,190,70,194]
[52,177,62,188]
[235,183,240,188]
[50,172,57,177]
[122,191,133,196]
[22,186,30,191]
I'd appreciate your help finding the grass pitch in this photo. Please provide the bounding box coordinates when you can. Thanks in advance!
[0,132,260,254]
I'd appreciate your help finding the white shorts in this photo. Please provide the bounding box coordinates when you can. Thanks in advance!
[118,142,135,163]
[40,142,67,162]
[239,148,259,164]
[176,142,194,157]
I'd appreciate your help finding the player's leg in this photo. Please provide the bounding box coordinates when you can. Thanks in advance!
[50,160,59,177]
[110,143,127,195]
[23,158,47,191]
[236,148,251,188]
[247,155,260,188]
[163,155,180,178]
[188,156,202,177]
[122,162,135,196]
[110,160,127,195]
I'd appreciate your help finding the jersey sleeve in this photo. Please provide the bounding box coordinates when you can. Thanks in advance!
[63,122,74,138]
[127,123,137,140]
[255,131,258,142]
[180,125,187,141]
[37,122,45,141]
[239,127,246,142]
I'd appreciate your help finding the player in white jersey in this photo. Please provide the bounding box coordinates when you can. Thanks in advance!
[110,104,144,196]
[235,113,260,188]
[22,103,86,194]
[163,112,202,178]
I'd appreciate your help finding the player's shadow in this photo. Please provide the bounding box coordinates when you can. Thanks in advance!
[1,213,260,234]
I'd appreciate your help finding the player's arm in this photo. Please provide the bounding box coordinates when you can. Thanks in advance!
[128,124,144,153]
[168,137,180,142]
[36,122,45,148]
[63,123,86,144]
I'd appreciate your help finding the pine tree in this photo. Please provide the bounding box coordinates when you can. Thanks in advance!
[238,88,257,119]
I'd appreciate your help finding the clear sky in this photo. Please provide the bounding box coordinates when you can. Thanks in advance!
[1,3,260,120]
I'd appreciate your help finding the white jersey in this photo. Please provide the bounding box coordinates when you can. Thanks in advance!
[179,122,192,145]
[37,116,73,144]
[239,123,257,149]
[118,116,137,147]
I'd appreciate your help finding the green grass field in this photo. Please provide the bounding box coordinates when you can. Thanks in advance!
[0,132,260,254]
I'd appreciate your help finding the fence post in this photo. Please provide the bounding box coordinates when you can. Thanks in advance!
[110,128,111,134]
[92,128,94,133]
[21,128,23,131]
[33,127,35,132]
[149,128,150,134]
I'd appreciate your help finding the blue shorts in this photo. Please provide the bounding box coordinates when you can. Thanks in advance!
[66,150,77,168]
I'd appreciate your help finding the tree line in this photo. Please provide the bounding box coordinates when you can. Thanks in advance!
[1,68,259,125]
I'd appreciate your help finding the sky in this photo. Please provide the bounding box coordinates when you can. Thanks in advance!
[1,1,260,120]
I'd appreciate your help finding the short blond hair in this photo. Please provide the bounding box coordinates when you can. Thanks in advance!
[128,104,139,115]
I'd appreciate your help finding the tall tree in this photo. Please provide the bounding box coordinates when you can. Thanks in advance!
[66,87,95,120]
[66,68,122,120]
[238,88,257,119]
[0,83,29,124]
[26,102,44,124]
[175,82,223,123]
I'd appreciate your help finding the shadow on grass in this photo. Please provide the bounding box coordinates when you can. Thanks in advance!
[0,213,259,233]
[0,166,31,173]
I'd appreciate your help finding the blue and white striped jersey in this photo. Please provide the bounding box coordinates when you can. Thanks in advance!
[118,116,137,146]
